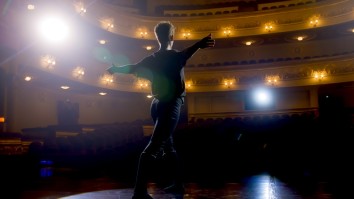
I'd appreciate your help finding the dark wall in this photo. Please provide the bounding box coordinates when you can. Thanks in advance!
[0,68,5,132]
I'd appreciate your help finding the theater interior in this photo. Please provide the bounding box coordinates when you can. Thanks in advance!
[0,0,353,198]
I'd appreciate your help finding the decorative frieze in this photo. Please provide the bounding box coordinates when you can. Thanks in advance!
[80,0,354,39]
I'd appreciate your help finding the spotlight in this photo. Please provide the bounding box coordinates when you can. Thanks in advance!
[38,16,69,43]
[245,87,275,110]
[252,88,273,106]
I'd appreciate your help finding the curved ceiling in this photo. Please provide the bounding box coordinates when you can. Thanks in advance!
[1,0,354,96]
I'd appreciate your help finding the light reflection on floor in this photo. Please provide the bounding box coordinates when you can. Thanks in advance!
[59,174,310,199]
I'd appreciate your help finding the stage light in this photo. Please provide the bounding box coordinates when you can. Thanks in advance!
[38,16,69,43]
[252,88,273,107]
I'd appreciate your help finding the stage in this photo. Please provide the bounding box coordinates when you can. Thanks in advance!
[54,174,332,199]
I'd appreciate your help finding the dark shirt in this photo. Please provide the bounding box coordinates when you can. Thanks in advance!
[132,50,188,101]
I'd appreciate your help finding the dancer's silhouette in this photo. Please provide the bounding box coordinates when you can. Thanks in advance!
[107,21,215,199]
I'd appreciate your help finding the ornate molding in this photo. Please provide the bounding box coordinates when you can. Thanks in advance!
[185,56,354,91]
[73,0,354,39]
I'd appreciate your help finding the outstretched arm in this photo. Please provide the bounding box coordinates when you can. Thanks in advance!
[182,33,215,60]
[106,63,135,75]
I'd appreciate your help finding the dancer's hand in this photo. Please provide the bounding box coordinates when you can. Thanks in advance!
[198,33,215,49]
[106,64,116,74]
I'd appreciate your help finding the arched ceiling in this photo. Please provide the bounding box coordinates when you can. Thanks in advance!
[1,0,354,96]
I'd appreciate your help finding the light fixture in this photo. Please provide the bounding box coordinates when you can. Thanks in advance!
[185,80,194,90]
[27,4,35,10]
[223,78,236,88]
[100,18,115,31]
[74,2,87,15]
[297,36,304,41]
[223,29,231,37]
[245,41,253,46]
[107,23,114,30]
[99,40,106,44]
[309,16,320,27]
[183,32,191,39]
[99,92,107,96]
[61,86,70,90]
[147,94,153,98]
[105,77,113,83]
[265,75,280,86]
[224,81,232,87]
[312,70,328,80]
[140,31,148,38]
[145,46,152,50]
[80,7,87,14]
[72,66,85,79]
[137,79,149,89]
[47,58,55,65]
[310,20,318,27]
[101,74,114,85]
[265,22,274,32]
[0,117,5,123]
[24,76,32,81]
[41,55,56,69]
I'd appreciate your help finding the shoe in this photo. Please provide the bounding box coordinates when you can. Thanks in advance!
[132,193,153,199]
[163,184,185,195]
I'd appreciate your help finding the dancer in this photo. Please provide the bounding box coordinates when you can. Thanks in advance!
[107,21,215,199]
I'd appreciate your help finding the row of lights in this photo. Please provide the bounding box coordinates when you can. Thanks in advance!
[24,63,329,98]
[24,2,331,96]
[30,55,154,94]
[98,16,323,41]
[39,55,329,85]
[27,2,353,49]
[28,2,354,44]
[94,19,329,46]
[24,55,108,96]
[185,70,329,89]
[97,23,310,45]
[98,39,153,51]
[69,0,324,41]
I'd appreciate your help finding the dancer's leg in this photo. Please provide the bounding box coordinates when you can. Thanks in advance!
[163,150,185,194]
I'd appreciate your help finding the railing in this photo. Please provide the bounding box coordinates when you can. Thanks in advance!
[188,108,318,121]
[258,0,316,10]
[164,6,239,17]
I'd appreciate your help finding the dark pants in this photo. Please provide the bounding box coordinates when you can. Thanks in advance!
[134,97,184,194]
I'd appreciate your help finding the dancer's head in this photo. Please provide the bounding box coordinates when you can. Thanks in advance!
[154,21,175,47]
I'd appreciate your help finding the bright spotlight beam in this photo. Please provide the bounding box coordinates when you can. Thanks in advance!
[252,88,273,107]
[38,16,69,43]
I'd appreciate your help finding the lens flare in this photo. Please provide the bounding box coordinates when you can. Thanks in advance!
[38,16,69,43]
